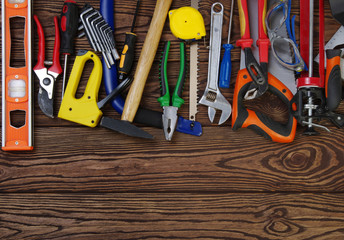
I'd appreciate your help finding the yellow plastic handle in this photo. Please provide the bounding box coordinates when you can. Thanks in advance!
[58,50,103,127]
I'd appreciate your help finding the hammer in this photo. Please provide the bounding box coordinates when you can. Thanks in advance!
[121,0,173,122]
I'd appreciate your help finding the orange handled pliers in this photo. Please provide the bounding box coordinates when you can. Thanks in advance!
[236,0,270,100]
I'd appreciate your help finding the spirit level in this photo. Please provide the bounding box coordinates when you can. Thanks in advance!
[2,0,33,151]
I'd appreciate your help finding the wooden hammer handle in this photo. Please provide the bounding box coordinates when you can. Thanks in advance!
[121,0,173,122]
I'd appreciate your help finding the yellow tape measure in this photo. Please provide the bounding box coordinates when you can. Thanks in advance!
[169,6,206,41]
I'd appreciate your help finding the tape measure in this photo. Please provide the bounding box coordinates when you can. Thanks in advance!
[169,6,206,41]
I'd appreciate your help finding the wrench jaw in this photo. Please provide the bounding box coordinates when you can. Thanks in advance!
[208,107,216,123]
[243,80,269,100]
[199,88,232,125]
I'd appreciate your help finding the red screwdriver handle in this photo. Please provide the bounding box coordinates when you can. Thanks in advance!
[60,0,79,55]
[236,0,253,49]
[258,0,268,40]
[49,16,62,75]
[33,15,45,71]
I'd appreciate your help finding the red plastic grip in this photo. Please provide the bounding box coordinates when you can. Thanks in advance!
[300,0,309,77]
[61,15,67,31]
[258,0,268,40]
[33,15,45,71]
[256,0,270,64]
[237,0,251,41]
[318,0,325,87]
[49,16,62,75]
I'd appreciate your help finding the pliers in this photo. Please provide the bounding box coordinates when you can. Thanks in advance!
[158,41,186,141]
[33,15,62,118]
[236,0,269,100]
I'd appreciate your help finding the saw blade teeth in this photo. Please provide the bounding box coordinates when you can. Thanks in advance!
[191,0,199,9]
[188,1,200,120]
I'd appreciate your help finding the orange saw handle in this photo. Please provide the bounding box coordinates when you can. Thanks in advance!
[325,49,342,111]
[232,69,297,143]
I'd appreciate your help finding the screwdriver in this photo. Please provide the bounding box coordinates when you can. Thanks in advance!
[118,0,140,80]
[60,0,79,99]
[219,0,235,89]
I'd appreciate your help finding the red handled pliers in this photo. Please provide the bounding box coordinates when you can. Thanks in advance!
[33,15,62,118]
[236,0,270,100]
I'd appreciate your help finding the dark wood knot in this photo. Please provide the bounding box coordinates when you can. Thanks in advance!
[283,152,310,171]
[265,208,303,237]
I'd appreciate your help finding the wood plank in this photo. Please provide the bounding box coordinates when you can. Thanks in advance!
[0,126,343,193]
[0,0,344,239]
[1,193,344,240]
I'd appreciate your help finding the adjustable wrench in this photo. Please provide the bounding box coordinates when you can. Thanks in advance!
[199,2,231,125]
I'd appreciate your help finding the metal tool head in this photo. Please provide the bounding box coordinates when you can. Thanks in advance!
[34,68,55,100]
[79,6,97,50]
[93,17,115,65]
[38,86,54,118]
[199,2,231,125]
[162,106,178,141]
[199,89,231,125]
[100,117,154,139]
[97,21,116,62]
[85,12,103,50]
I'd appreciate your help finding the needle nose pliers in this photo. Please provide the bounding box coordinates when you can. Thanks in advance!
[158,41,186,141]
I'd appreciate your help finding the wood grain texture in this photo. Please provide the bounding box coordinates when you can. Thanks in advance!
[1,0,344,238]
[1,193,344,240]
[0,126,343,193]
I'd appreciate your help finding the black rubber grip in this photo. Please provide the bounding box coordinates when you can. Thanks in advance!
[326,49,342,111]
[60,1,79,55]
[134,108,163,129]
[329,0,344,26]
[119,33,137,76]
[176,42,187,98]
[159,41,170,97]
[233,78,296,143]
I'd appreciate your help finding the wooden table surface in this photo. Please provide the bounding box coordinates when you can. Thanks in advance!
[1,0,344,239]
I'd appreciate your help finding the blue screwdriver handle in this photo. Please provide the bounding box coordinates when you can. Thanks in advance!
[219,43,234,88]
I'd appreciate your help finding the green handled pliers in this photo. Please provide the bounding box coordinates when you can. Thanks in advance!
[158,41,186,141]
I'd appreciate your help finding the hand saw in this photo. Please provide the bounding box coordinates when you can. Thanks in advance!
[189,0,200,121]
[2,0,33,151]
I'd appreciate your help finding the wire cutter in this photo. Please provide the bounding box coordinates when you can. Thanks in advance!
[236,0,269,100]
[158,41,186,141]
[33,15,62,118]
